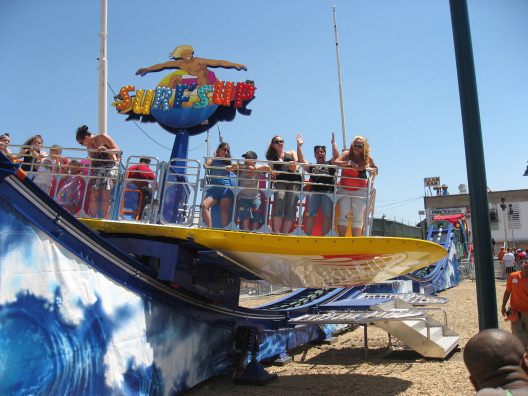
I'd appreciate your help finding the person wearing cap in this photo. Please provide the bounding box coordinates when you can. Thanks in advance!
[228,151,269,231]
[296,132,339,235]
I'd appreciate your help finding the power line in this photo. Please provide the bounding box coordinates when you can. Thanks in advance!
[108,82,171,150]
[375,196,423,210]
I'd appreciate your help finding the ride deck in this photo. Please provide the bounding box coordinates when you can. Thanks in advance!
[80,219,447,289]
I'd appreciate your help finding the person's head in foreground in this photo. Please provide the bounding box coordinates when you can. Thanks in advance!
[464,329,528,393]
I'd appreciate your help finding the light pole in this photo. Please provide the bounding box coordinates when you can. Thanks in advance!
[500,197,508,249]
[509,204,515,249]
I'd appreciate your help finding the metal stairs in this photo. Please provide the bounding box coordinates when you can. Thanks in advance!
[289,292,459,359]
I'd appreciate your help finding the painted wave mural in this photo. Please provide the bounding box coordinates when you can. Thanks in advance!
[0,197,233,395]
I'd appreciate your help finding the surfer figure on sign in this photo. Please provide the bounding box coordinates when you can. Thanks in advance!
[136,44,247,88]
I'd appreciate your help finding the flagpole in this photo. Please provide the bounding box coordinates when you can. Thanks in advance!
[333,5,347,150]
[98,0,108,134]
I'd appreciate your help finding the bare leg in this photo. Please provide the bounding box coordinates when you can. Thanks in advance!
[304,216,315,235]
[321,216,332,236]
[272,216,283,233]
[100,189,112,219]
[168,74,183,90]
[197,70,211,86]
[219,197,233,227]
[282,219,294,234]
[89,189,100,218]
[351,227,362,237]
[241,219,250,230]
[202,197,217,227]
[338,225,348,237]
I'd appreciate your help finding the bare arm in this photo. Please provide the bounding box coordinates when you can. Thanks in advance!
[96,134,120,161]
[200,58,247,70]
[287,150,300,172]
[255,164,270,172]
[502,289,512,316]
[136,60,181,76]
[332,150,351,167]
[367,156,378,172]
[331,132,339,162]
[296,134,309,164]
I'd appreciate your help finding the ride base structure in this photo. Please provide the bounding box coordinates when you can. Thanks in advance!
[0,146,463,395]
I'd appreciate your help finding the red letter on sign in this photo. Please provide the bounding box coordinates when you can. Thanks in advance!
[234,83,256,108]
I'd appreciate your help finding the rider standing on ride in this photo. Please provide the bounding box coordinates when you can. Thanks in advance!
[202,142,234,228]
[332,136,378,237]
[266,135,302,234]
[76,125,121,219]
[296,132,339,236]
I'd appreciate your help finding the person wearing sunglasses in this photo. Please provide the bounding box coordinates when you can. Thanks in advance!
[332,136,378,237]
[296,132,340,236]
[202,142,234,228]
[265,135,302,233]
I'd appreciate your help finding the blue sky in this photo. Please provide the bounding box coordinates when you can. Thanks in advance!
[1,0,526,225]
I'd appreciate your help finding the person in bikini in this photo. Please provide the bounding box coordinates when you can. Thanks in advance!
[75,125,121,219]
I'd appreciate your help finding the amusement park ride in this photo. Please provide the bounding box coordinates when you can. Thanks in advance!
[0,43,467,395]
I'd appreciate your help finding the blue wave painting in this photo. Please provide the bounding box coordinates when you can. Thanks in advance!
[0,197,233,395]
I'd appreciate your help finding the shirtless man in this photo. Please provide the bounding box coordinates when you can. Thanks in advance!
[136,45,247,88]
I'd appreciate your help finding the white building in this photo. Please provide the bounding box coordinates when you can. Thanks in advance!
[423,188,528,253]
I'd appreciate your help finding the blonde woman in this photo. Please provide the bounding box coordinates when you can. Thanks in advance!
[332,136,378,237]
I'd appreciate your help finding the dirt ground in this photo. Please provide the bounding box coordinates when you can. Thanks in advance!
[182,279,509,396]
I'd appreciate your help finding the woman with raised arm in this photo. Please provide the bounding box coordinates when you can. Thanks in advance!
[76,125,121,219]
[266,135,302,234]
[332,136,378,237]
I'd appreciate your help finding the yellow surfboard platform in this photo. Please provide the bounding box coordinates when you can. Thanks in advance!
[80,219,447,289]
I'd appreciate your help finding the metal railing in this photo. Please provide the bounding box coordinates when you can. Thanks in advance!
[4,145,377,237]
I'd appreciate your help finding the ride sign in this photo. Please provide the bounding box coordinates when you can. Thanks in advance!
[112,45,256,134]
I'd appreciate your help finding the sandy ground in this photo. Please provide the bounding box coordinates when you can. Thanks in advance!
[182,279,509,396]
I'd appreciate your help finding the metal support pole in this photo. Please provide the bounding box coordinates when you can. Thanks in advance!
[500,198,508,249]
[449,0,498,330]
[333,6,347,151]
[98,0,108,135]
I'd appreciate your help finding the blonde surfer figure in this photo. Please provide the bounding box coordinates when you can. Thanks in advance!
[136,45,247,88]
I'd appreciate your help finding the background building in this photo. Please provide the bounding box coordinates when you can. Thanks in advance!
[424,188,528,253]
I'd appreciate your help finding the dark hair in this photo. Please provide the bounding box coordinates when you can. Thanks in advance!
[216,142,231,165]
[75,125,91,142]
[22,134,43,147]
[314,145,326,154]
[265,135,282,160]
[139,158,151,164]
